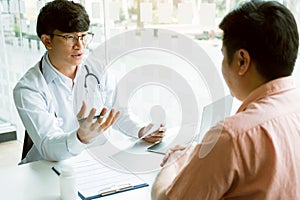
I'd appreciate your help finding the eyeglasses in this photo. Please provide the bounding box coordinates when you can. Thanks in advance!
[49,32,94,46]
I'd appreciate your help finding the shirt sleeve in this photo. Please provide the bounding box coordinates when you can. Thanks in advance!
[166,125,238,199]
[67,131,85,155]
[13,68,85,162]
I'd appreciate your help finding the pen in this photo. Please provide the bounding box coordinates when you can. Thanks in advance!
[78,114,104,122]
[51,166,61,176]
[99,184,133,196]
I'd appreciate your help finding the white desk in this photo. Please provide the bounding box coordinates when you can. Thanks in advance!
[0,133,164,200]
[0,160,160,200]
[0,160,60,200]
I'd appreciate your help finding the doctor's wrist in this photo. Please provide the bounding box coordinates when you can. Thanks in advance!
[76,130,89,144]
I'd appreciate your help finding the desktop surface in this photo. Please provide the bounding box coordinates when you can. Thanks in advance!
[0,137,160,200]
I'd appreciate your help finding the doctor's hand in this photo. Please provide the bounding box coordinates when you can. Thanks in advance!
[138,123,166,143]
[77,101,120,144]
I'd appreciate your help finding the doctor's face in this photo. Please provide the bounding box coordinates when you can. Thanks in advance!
[45,30,90,69]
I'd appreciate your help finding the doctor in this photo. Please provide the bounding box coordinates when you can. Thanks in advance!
[14,0,164,164]
[14,0,120,164]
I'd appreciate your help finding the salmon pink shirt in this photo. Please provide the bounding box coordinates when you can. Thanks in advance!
[166,76,300,200]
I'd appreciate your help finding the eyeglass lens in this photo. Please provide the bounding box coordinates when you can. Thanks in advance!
[67,33,93,46]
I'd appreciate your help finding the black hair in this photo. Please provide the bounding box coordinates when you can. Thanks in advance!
[219,0,299,81]
[36,0,90,38]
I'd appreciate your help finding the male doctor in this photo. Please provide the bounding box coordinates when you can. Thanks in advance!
[14,0,164,164]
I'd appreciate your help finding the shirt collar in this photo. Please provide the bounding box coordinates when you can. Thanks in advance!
[237,76,296,112]
[41,52,82,88]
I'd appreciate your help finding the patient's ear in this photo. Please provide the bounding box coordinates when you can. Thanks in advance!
[237,49,250,76]
[40,34,52,50]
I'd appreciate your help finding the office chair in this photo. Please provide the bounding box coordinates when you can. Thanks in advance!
[21,130,33,160]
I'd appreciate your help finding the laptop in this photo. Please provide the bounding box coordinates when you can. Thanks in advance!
[147,94,233,154]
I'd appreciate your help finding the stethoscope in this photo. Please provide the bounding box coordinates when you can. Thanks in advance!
[83,65,100,89]
[40,56,105,108]
[82,65,108,109]
[83,64,105,101]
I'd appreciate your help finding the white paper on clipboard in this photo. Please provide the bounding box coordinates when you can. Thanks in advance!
[53,156,148,199]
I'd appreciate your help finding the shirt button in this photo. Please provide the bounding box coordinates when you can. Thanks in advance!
[68,96,72,101]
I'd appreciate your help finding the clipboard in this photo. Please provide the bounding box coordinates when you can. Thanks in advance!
[52,157,149,199]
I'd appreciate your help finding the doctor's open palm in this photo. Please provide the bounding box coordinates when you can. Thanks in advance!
[76,101,120,144]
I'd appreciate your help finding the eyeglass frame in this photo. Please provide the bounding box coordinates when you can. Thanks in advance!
[48,32,94,46]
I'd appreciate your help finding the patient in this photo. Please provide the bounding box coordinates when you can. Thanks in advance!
[152,0,300,199]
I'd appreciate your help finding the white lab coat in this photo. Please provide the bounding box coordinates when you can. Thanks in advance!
[14,52,142,164]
